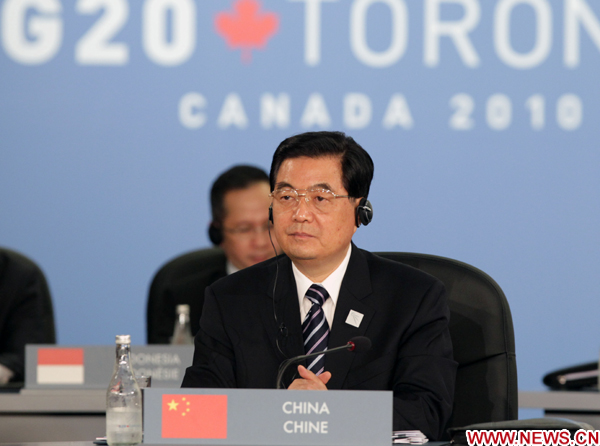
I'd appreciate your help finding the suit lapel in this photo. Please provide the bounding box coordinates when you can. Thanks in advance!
[326,245,375,389]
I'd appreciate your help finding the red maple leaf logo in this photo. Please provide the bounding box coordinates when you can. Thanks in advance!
[215,0,279,64]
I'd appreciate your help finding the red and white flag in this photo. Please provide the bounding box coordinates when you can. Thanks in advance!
[37,348,84,384]
[162,394,228,439]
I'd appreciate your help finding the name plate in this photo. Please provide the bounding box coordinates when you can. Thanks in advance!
[143,388,392,446]
[25,345,193,389]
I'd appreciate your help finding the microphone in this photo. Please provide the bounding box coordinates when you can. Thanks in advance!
[275,336,371,389]
[279,323,288,338]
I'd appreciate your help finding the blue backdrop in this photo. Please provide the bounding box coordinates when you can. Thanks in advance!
[2,0,600,394]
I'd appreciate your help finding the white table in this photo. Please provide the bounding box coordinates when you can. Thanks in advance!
[0,389,105,443]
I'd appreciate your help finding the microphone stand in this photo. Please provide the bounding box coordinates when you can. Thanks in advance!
[275,342,353,389]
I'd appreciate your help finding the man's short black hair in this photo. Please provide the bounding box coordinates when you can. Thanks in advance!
[269,131,374,198]
[211,165,269,224]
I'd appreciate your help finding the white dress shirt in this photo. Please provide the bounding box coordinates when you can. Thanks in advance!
[292,244,352,328]
[0,364,14,384]
[226,261,239,276]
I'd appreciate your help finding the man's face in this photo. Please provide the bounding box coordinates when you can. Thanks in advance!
[219,181,277,270]
[272,156,357,270]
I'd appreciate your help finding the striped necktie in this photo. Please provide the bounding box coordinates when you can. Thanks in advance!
[302,284,330,376]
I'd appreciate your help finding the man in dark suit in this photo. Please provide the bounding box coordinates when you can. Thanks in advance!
[0,248,56,383]
[182,132,456,439]
[147,165,279,344]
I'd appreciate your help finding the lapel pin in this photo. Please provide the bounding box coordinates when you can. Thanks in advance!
[345,310,364,328]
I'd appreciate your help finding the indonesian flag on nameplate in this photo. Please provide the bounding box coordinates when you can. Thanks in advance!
[162,394,228,439]
[36,348,84,384]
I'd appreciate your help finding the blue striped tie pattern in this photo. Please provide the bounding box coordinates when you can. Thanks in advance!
[302,284,330,376]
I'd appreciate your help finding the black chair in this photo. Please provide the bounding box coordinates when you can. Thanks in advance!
[147,248,226,344]
[375,252,518,431]
[0,247,56,382]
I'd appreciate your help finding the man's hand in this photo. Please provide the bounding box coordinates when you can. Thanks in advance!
[287,365,331,390]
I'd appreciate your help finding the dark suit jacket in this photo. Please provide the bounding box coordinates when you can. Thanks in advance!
[147,259,227,344]
[182,245,456,440]
[0,248,56,382]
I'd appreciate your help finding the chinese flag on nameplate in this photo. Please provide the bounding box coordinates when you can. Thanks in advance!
[162,394,228,439]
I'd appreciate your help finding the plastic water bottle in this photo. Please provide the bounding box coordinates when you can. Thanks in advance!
[106,335,142,446]
[171,304,193,345]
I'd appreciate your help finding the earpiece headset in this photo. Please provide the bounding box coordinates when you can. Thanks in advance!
[355,198,373,227]
[208,223,223,245]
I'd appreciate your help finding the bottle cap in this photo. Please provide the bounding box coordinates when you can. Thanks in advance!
[176,304,190,315]
[115,334,131,344]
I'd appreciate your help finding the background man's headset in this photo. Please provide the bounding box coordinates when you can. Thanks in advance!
[208,224,224,245]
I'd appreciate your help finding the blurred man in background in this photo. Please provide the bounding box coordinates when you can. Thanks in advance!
[147,165,279,344]
[0,247,56,384]
[207,165,278,272]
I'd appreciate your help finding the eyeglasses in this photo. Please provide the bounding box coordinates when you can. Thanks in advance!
[269,188,352,212]
[223,222,271,238]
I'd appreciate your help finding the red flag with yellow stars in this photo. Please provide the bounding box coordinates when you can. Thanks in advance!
[161,394,228,439]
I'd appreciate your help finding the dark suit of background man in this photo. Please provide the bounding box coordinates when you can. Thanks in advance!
[182,132,457,439]
[147,165,280,344]
[0,248,56,384]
